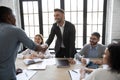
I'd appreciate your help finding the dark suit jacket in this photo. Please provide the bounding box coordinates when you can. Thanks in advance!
[46,21,76,58]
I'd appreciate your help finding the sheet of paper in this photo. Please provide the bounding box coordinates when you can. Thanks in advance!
[42,58,56,65]
[27,64,46,70]
[69,69,80,80]
[69,69,89,80]
[16,69,37,80]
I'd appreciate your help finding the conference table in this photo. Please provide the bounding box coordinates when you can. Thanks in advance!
[15,58,82,80]
[15,58,101,80]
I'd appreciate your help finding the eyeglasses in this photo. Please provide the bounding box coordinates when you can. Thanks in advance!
[90,37,98,41]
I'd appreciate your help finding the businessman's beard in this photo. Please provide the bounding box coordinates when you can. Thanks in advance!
[55,18,62,23]
[90,41,98,46]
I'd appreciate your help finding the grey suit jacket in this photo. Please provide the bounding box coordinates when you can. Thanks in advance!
[46,21,76,58]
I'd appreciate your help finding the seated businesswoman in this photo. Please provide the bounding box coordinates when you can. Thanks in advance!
[17,34,52,59]
[81,42,120,80]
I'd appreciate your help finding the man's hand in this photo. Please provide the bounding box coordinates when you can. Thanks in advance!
[81,58,87,65]
[41,44,48,52]
[68,58,76,64]
[38,53,45,59]
[30,53,38,58]
[35,44,48,52]
[80,66,86,80]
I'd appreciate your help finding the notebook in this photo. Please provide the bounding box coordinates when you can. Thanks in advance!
[56,59,70,68]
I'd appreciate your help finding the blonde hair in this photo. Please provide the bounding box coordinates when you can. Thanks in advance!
[35,34,44,44]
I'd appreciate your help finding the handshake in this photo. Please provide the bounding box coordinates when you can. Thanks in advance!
[36,44,48,53]
[41,44,48,52]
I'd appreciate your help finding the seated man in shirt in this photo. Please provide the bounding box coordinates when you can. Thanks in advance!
[76,32,106,65]
[17,34,52,59]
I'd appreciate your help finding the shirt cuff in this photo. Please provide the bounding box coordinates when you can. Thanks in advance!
[85,58,90,65]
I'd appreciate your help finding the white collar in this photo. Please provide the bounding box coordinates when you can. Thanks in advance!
[57,21,65,27]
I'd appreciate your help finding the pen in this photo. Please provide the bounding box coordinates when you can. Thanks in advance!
[72,70,78,73]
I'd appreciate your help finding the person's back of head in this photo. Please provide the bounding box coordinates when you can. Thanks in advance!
[0,6,12,23]
[108,42,120,73]
[0,6,16,25]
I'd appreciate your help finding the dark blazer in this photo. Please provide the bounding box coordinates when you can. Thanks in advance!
[46,21,76,58]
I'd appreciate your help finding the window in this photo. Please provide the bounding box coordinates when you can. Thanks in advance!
[64,0,83,48]
[42,0,60,48]
[87,0,104,44]
[20,1,40,40]
[19,0,107,49]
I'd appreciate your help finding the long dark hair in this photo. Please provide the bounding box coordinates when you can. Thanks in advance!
[108,42,120,73]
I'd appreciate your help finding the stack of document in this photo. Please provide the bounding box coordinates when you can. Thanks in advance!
[16,69,37,80]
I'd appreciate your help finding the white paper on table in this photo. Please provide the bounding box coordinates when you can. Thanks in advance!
[27,63,46,70]
[42,58,56,65]
[16,69,37,80]
[102,64,109,69]
[68,69,89,80]
[69,69,80,80]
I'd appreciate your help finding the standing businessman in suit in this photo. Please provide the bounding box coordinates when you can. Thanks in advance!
[46,8,76,58]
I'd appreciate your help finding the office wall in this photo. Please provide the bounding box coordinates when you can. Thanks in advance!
[105,0,113,44]
[106,0,120,44]
[111,0,120,40]
[0,0,14,8]
[0,0,21,28]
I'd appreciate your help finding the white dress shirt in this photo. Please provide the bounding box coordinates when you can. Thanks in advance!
[57,21,65,48]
